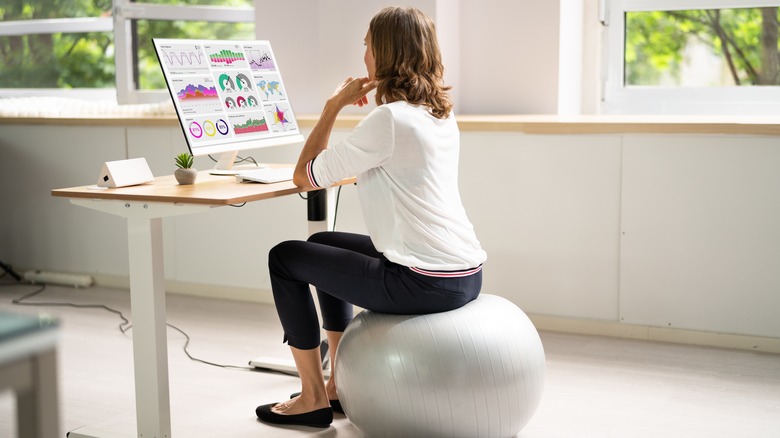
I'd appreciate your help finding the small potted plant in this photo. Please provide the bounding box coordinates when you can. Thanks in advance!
[174,152,197,185]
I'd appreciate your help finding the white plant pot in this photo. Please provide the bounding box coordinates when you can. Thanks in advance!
[174,168,197,185]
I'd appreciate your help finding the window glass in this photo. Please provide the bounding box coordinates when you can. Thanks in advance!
[0,32,115,88]
[138,0,253,6]
[0,0,255,96]
[135,20,255,90]
[0,0,111,20]
[625,7,780,87]
[0,1,114,89]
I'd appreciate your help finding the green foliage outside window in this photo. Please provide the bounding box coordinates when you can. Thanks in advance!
[0,0,254,90]
[0,0,114,88]
[626,7,780,86]
[0,0,113,19]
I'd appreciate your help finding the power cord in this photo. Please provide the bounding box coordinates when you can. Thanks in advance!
[332,185,342,232]
[207,154,258,167]
[234,155,258,166]
[209,153,345,232]
[2,277,254,371]
[298,189,321,200]
[297,185,344,232]
[6,282,131,334]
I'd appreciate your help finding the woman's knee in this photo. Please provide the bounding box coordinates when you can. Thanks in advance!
[307,231,331,244]
[307,232,377,256]
[268,240,303,271]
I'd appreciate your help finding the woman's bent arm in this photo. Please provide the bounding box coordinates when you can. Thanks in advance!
[293,77,377,189]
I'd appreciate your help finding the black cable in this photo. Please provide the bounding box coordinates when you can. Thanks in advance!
[234,155,258,166]
[298,189,321,200]
[0,259,22,281]
[207,154,258,167]
[200,154,341,227]
[297,185,344,230]
[332,185,342,232]
[165,323,252,370]
[7,282,132,335]
[2,279,253,371]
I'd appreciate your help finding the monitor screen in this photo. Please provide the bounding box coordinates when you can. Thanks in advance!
[153,38,303,170]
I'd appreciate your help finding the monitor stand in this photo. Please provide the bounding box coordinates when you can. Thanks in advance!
[209,151,240,175]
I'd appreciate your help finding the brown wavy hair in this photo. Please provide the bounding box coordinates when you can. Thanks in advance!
[369,7,453,119]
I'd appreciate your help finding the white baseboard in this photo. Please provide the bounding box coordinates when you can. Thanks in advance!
[91,273,275,304]
[528,314,780,354]
[86,273,780,354]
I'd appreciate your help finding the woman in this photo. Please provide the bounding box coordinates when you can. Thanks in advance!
[256,6,487,428]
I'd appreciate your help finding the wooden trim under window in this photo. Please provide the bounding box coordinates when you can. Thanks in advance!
[1,113,779,136]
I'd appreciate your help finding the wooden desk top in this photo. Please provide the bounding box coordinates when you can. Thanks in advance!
[52,167,356,206]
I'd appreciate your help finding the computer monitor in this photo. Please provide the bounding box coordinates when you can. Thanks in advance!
[153,38,303,173]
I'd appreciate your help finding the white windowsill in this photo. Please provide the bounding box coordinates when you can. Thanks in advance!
[1,97,779,135]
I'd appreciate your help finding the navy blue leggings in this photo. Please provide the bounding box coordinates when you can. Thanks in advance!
[268,231,482,350]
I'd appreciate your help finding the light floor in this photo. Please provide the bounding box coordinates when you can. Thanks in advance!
[1,282,779,437]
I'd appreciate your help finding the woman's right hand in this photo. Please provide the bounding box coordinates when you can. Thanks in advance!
[329,77,378,110]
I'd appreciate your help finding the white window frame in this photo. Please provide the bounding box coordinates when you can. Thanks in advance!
[114,0,254,104]
[0,1,255,104]
[602,0,780,114]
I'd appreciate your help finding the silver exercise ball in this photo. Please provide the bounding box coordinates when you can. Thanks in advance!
[334,294,545,438]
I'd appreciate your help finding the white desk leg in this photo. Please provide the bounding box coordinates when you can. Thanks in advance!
[127,216,172,438]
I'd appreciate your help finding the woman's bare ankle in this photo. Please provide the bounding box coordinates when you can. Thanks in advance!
[274,391,329,415]
[325,382,338,400]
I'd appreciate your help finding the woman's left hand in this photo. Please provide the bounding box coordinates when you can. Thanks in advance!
[330,77,378,109]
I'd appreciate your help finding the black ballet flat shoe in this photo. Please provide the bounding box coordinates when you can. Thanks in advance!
[329,399,344,414]
[255,403,333,428]
[290,392,345,414]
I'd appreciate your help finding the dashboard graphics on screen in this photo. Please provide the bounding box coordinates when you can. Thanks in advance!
[153,39,302,164]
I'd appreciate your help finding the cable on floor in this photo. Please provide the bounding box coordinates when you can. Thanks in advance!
[1,278,255,371]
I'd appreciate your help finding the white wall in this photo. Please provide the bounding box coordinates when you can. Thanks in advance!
[255,0,458,115]
[459,131,622,321]
[255,0,566,115]
[1,126,129,276]
[460,1,561,114]
[619,135,780,336]
[2,122,779,339]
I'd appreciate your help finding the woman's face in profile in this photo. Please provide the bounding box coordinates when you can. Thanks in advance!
[364,32,376,80]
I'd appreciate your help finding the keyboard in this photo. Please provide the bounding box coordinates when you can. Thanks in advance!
[235,167,294,184]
